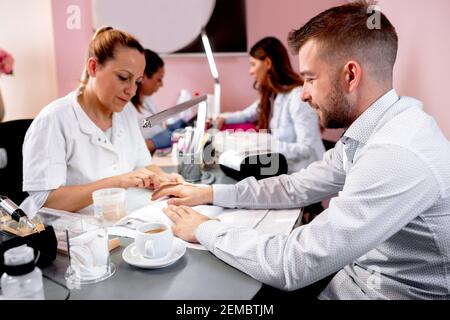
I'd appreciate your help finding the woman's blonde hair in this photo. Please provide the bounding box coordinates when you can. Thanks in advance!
[79,26,144,89]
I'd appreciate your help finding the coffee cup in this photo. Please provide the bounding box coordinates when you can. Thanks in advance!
[135,222,173,259]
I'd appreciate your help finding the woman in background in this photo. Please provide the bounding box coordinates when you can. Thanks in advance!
[21,27,182,215]
[131,49,187,154]
[215,37,325,173]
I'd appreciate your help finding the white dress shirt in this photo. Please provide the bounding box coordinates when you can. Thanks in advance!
[21,90,152,215]
[222,87,325,173]
[196,89,450,299]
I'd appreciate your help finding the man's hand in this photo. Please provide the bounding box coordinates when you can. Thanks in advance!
[163,205,211,243]
[152,183,213,206]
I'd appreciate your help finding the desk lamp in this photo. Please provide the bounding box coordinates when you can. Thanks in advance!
[201,28,221,119]
[142,94,213,184]
[143,94,208,155]
[143,94,206,129]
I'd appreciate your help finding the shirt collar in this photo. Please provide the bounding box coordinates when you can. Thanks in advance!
[71,90,98,136]
[71,90,126,139]
[343,89,399,145]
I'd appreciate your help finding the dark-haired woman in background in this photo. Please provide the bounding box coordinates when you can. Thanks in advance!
[215,37,325,173]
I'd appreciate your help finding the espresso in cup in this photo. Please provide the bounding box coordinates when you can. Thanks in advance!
[144,228,166,234]
[135,223,173,259]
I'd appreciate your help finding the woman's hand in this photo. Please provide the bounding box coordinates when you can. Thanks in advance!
[216,116,226,130]
[206,116,226,130]
[165,172,185,184]
[116,168,170,189]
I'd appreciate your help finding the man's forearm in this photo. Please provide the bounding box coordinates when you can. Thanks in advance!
[211,150,346,209]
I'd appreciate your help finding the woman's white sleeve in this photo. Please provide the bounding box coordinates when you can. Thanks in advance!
[223,100,259,124]
[20,191,51,218]
[274,98,322,159]
[22,115,67,192]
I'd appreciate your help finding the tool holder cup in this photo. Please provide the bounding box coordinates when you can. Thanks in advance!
[177,151,202,183]
[63,217,115,287]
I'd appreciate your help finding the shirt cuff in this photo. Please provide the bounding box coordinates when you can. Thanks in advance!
[23,179,62,192]
[19,191,51,218]
[212,184,237,208]
[195,220,230,250]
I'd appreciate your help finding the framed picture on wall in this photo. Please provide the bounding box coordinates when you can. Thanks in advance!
[92,0,247,55]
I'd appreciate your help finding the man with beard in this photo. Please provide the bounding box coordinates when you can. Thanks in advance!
[152,1,450,299]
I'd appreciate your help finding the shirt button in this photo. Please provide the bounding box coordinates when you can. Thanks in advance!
[98,138,101,142]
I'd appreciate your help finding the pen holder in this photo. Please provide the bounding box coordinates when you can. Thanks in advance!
[177,151,202,182]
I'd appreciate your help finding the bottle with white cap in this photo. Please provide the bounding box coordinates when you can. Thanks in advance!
[1,244,45,299]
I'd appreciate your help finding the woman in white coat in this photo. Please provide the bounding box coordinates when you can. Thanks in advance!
[21,27,183,215]
[216,37,325,173]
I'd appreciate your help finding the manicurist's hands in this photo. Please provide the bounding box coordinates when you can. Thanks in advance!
[116,168,178,190]
[164,172,185,184]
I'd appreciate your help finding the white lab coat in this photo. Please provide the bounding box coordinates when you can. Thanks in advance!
[21,90,152,214]
[223,86,325,173]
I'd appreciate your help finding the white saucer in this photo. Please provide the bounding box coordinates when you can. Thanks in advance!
[122,238,186,269]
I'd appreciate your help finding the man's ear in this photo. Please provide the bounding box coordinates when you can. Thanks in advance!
[86,57,98,78]
[343,60,361,93]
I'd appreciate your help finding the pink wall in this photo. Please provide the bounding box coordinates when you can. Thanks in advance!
[51,0,93,96]
[245,0,346,142]
[50,0,450,141]
[0,0,58,121]
[378,0,450,139]
[50,0,344,140]
[158,0,345,112]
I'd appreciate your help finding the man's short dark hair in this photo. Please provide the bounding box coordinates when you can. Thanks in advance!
[288,1,398,79]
